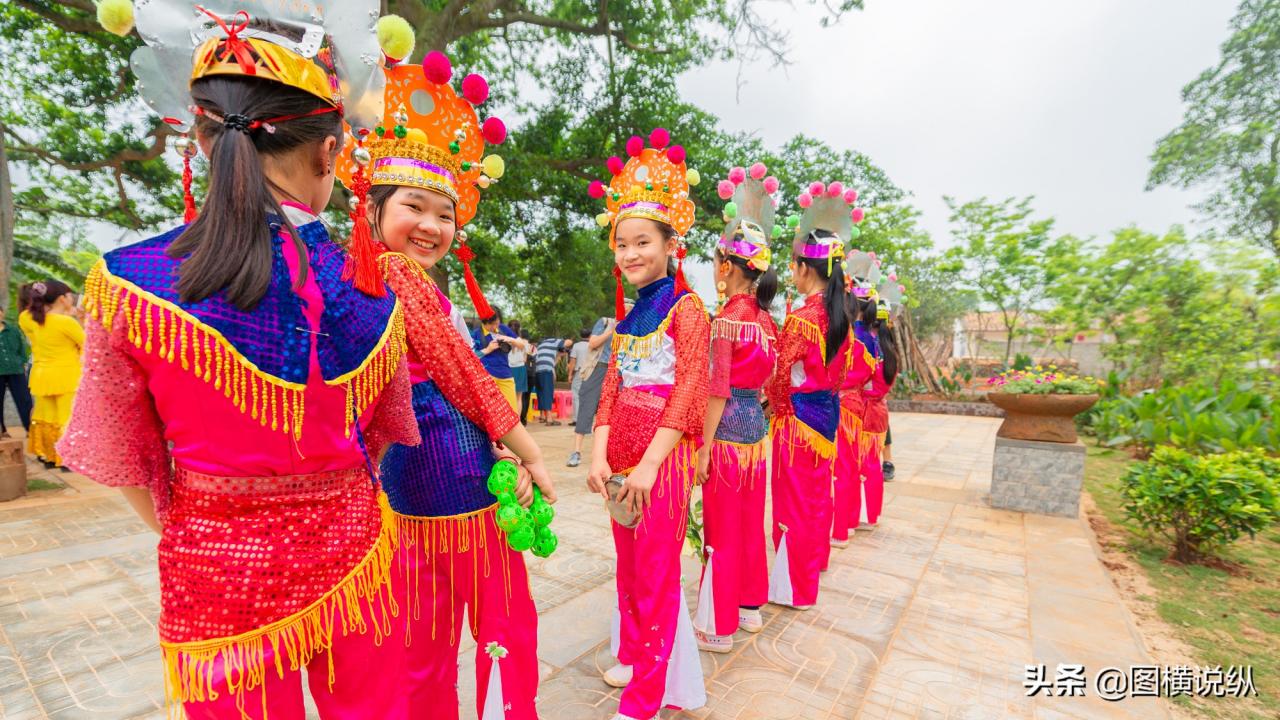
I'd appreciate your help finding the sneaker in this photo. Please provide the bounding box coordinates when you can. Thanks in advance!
[883,461,895,481]
[738,608,763,633]
[610,714,642,720]
[695,630,732,653]
[566,451,581,468]
[768,600,812,611]
[830,537,849,548]
[603,663,633,688]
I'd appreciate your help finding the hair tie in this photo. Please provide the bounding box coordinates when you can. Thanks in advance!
[223,113,253,133]
[32,282,47,296]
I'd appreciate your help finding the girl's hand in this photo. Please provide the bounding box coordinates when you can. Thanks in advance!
[523,458,556,504]
[695,446,711,486]
[587,458,612,499]
[618,461,658,516]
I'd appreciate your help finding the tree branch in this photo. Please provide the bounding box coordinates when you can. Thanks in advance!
[13,0,101,35]
[4,123,174,173]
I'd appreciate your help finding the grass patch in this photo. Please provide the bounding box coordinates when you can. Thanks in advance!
[1084,445,1276,720]
[26,476,65,492]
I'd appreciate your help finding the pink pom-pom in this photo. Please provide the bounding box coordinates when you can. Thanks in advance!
[851,207,866,224]
[827,181,844,198]
[798,193,813,208]
[717,180,735,200]
[649,128,670,149]
[461,74,489,105]
[666,145,686,165]
[606,156,624,176]
[808,181,825,196]
[749,162,767,180]
[889,272,898,281]
[422,51,452,84]
[728,166,746,185]
[843,189,859,204]
[588,180,606,199]
[763,176,780,194]
[626,135,644,157]
[899,284,906,293]
[481,116,506,145]
[868,251,877,259]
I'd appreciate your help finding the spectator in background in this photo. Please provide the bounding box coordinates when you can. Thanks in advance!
[567,300,631,467]
[0,312,32,439]
[534,337,571,425]
[24,281,83,468]
[472,308,524,412]
[508,321,531,424]
[566,327,591,415]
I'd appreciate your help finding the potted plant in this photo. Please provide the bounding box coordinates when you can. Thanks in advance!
[986,366,1101,443]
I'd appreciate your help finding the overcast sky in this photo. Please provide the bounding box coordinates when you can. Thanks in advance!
[680,0,1238,249]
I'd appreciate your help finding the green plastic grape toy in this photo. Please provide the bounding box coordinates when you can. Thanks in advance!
[532,525,558,558]
[486,461,559,556]
[506,524,536,552]
[495,503,524,533]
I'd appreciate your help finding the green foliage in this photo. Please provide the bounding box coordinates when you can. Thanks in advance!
[1122,446,1280,563]
[1095,380,1280,456]
[1011,353,1033,371]
[987,367,1100,395]
[1148,0,1280,258]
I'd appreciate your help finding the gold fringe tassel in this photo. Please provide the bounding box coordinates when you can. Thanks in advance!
[771,414,837,468]
[158,492,400,718]
[84,260,406,440]
[846,337,875,371]
[710,438,768,488]
[710,318,774,352]
[612,294,706,361]
[392,506,514,649]
[859,430,886,461]
[838,406,863,443]
[782,314,825,360]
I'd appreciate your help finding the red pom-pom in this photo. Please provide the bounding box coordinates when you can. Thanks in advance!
[649,128,670,149]
[843,189,859,204]
[606,156,624,175]
[717,180,735,200]
[763,176,780,194]
[422,51,452,84]
[461,73,489,105]
[827,181,844,197]
[851,207,866,224]
[481,117,507,145]
[666,145,686,165]
[728,166,746,185]
[588,180,606,199]
[798,193,813,208]
[625,135,644,157]
[749,162,767,180]
[808,181,825,196]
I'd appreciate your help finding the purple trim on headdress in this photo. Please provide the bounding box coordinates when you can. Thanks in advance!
[619,200,670,214]
[800,242,839,260]
[720,236,765,259]
[374,157,457,184]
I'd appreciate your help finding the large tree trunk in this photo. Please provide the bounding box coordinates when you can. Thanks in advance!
[896,311,942,394]
[0,125,13,316]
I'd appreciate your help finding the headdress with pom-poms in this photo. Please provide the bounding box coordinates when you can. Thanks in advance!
[875,269,907,325]
[787,180,867,274]
[588,128,698,320]
[336,50,507,309]
[114,0,390,239]
[717,161,780,273]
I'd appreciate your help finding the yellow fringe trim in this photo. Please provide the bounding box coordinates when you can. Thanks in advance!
[84,260,407,440]
[838,406,863,443]
[771,414,837,466]
[710,318,774,353]
[159,492,400,718]
[783,314,825,361]
[612,294,706,361]
[393,505,514,648]
[710,438,768,485]
[846,336,876,372]
[859,430,886,461]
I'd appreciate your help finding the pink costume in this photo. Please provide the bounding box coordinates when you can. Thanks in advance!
[596,277,710,720]
[693,293,777,636]
[377,253,538,720]
[858,352,893,527]
[765,295,848,607]
[833,322,878,540]
[58,204,418,718]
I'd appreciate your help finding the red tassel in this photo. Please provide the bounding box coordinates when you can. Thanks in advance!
[453,239,494,320]
[342,157,386,297]
[613,266,626,321]
[182,154,197,223]
[786,292,793,315]
[673,243,692,297]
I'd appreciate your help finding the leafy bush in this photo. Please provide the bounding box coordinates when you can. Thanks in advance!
[1122,447,1280,563]
[1095,380,1279,456]
[986,366,1101,395]
[1012,353,1034,371]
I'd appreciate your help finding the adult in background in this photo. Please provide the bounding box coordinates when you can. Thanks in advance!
[568,300,631,468]
[472,308,522,412]
[0,311,32,439]
[534,337,571,425]
[508,320,532,424]
[566,327,592,414]
[25,281,83,468]
[518,329,536,424]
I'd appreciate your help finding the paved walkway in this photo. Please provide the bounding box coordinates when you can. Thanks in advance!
[0,413,1167,719]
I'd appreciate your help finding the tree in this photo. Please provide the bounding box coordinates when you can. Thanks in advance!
[944,196,1055,364]
[1148,0,1280,259]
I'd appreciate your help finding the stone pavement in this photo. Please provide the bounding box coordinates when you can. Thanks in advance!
[0,413,1169,719]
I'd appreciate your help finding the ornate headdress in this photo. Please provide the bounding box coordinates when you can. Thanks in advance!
[716,162,779,273]
[336,52,508,306]
[875,272,907,324]
[588,129,697,319]
[792,180,867,271]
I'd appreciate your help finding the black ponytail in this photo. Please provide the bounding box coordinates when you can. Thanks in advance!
[719,250,778,313]
[877,317,899,384]
[168,73,343,311]
[822,260,850,364]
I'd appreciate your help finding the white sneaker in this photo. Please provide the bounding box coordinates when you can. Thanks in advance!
[610,714,642,720]
[830,537,849,548]
[603,663,633,688]
[738,608,763,633]
[695,629,732,653]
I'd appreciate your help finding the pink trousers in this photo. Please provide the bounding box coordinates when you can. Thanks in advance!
[614,440,699,720]
[393,507,540,720]
[858,432,885,526]
[768,418,835,608]
[832,409,862,541]
[695,439,768,636]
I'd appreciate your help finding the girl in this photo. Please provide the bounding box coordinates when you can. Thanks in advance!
[858,295,901,528]
[585,131,709,720]
[766,182,863,610]
[60,6,415,717]
[693,164,780,652]
[24,280,82,467]
[832,283,878,545]
[342,59,555,720]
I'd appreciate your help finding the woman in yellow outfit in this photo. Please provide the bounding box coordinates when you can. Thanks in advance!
[23,281,83,467]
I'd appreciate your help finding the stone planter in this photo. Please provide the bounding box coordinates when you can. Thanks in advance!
[0,438,27,502]
[986,393,1099,444]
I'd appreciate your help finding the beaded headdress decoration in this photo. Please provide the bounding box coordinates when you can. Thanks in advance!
[845,249,881,298]
[793,180,867,271]
[336,51,507,310]
[716,161,780,273]
[588,129,698,319]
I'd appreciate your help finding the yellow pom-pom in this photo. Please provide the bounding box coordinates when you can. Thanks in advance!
[376,15,416,62]
[403,128,428,144]
[686,168,701,186]
[97,0,135,37]
[482,155,505,180]
[595,213,610,227]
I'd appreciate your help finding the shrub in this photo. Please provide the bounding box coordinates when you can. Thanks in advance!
[1095,380,1279,456]
[1121,447,1280,563]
